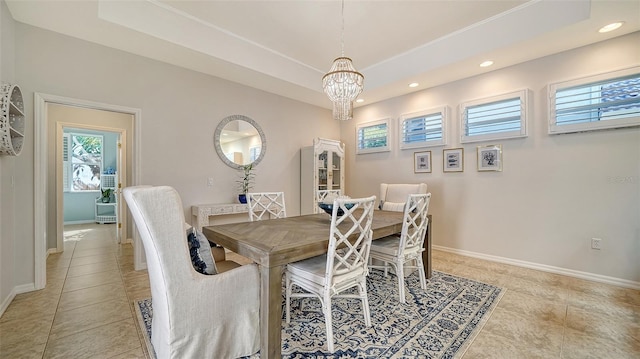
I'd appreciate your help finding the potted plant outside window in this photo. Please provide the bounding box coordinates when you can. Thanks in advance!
[237,164,254,204]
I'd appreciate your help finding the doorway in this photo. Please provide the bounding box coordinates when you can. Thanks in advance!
[60,125,122,246]
[34,93,141,290]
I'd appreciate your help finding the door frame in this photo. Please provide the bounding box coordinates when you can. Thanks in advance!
[34,93,142,290]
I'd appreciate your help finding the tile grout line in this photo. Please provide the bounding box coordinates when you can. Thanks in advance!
[42,236,76,358]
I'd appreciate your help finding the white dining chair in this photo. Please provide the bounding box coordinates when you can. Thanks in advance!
[285,195,376,352]
[316,189,342,204]
[246,191,287,221]
[369,193,431,304]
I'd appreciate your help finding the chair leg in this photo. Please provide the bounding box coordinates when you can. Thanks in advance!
[415,257,427,289]
[322,294,334,352]
[358,280,372,327]
[397,260,406,304]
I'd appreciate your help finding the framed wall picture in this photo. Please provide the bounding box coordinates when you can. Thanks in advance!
[414,151,432,173]
[443,148,464,172]
[477,144,503,171]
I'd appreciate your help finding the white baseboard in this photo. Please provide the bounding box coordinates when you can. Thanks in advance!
[63,220,96,225]
[433,245,640,290]
[1,280,39,317]
[15,283,36,294]
[0,289,16,318]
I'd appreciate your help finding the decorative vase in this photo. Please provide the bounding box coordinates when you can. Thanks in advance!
[238,194,247,204]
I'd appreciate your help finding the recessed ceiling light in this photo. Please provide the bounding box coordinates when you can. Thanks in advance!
[480,60,494,68]
[409,82,419,88]
[599,22,623,33]
[356,98,364,103]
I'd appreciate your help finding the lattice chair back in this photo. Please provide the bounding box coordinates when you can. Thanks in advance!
[326,195,376,288]
[398,193,431,254]
[246,191,287,221]
[316,189,342,204]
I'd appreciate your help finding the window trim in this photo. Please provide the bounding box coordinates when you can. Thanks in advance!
[548,66,640,135]
[398,106,448,149]
[460,89,529,144]
[356,118,391,155]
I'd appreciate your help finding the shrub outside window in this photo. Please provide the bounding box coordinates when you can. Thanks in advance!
[460,89,529,143]
[63,133,103,192]
[356,118,391,154]
[548,67,640,134]
[399,107,448,149]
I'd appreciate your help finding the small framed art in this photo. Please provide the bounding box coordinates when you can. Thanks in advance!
[443,148,464,172]
[414,151,432,173]
[477,144,502,172]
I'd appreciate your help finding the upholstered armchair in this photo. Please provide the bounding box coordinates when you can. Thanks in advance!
[124,186,260,359]
[379,183,428,211]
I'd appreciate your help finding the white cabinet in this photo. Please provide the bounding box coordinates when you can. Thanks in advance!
[300,138,345,215]
[95,174,118,224]
[0,84,25,156]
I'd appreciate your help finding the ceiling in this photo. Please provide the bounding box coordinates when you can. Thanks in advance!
[6,0,640,109]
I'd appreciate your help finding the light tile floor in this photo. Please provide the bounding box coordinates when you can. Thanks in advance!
[1,223,638,358]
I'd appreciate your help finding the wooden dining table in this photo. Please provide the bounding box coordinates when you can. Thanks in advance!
[203,210,432,359]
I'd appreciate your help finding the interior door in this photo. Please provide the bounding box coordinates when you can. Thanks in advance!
[116,136,122,243]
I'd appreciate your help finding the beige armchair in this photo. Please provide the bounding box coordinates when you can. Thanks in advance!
[379,183,428,211]
[124,186,260,358]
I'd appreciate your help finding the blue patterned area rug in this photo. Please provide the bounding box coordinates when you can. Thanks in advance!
[134,270,503,358]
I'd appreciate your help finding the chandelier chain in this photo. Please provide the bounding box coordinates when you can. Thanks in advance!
[341,0,345,56]
[322,0,363,121]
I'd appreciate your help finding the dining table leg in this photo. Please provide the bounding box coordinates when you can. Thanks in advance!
[422,214,433,279]
[259,263,284,359]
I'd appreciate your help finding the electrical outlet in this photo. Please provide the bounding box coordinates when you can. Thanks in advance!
[591,238,602,250]
[207,177,214,187]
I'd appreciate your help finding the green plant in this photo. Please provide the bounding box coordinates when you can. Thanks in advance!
[100,188,113,203]
[237,164,254,194]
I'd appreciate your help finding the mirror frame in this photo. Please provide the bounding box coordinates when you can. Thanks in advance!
[214,114,267,170]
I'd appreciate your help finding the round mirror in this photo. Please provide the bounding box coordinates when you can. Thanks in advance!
[214,115,266,169]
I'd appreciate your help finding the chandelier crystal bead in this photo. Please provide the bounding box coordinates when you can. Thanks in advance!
[323,57,363,121]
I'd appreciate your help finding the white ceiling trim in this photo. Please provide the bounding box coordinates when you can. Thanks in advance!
[364,0,591,89]
[98,0,323,91]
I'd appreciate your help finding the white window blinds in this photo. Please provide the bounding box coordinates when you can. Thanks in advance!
[356,119,390,154]
[399,107,447,149]
[460,90,529,143]
[549,68,640,134]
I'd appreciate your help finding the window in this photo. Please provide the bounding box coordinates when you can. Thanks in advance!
[399,107,448,149]
[63,133,103,191]
[249,145,261,162]
[460,90,529,143]
[549,67,640,134]
[356,118,391,154]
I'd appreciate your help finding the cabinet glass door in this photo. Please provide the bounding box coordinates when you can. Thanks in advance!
[318,150,328,190]
[331,152,341,189]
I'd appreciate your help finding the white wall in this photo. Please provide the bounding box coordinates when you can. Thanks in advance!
[8,23,338,293]
[345,32,640,285]
[0,0,16,313]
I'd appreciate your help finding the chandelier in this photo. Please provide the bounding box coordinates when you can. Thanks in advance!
[322,0,364,121]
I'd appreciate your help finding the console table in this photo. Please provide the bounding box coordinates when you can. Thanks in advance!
[191,203,249,231]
